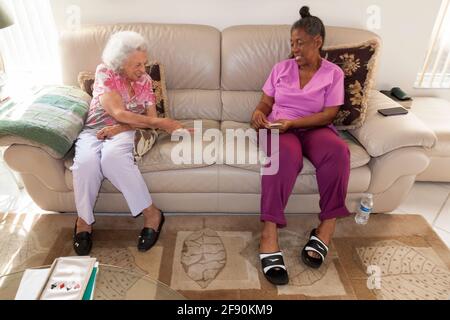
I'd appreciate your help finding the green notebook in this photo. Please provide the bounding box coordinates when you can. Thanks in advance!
[82,262,99,300]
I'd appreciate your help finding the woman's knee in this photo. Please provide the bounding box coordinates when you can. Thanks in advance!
[277,135,303,167]
[330,140,350,163]
[100,149,133,175]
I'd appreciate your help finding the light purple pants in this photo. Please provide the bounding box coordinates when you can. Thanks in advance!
[260,127,351,227]
[71,129,152,225]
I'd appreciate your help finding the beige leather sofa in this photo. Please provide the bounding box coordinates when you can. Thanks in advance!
[3,23,437,215]
[408,97,450,182]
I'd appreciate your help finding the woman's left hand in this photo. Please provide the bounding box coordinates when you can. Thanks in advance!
[274,119,293,134]
[96,124,128,140]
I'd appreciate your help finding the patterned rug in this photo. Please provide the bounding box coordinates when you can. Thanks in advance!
[0,212,449,300]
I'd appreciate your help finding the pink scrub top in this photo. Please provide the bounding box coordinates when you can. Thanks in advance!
[262,58,344,133]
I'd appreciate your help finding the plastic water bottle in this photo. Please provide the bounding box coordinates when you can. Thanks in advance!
[355,193,373,225]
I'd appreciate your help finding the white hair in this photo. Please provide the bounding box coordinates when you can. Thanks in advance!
[102,31,149,72]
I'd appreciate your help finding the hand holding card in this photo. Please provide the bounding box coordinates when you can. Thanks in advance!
[266,120,292,133]
[267,122,283,129]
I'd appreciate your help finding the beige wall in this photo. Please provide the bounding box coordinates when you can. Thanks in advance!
[49,0,449,100]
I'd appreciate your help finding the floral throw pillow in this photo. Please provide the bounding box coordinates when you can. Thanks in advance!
[134,127,158,161]
[323,39,380,130]
[145,63,169,118]
[77,71,95,98]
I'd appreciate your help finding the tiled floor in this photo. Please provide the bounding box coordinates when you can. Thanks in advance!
[390,181,450,248]
[5,181,450,249]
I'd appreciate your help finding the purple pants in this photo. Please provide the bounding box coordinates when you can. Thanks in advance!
[260,127,351,227]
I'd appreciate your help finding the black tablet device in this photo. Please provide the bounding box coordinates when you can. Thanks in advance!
[377,107,409,116]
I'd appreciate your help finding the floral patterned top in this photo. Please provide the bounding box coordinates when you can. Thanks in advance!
[84,63,156,129]
[262,58,344,134]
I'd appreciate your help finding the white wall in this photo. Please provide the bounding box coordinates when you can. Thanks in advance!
[49,0,449,100]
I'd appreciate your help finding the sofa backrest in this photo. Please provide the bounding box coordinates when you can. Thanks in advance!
[59,23,381,123]
[221,25,381,123]
[59,23,222,120]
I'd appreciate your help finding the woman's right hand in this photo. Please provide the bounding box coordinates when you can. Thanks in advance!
[159,118,184,134]
[251,109,269,130]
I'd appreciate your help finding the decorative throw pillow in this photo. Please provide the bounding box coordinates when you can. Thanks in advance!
[133,128,158,161]
[145,62,169,118]
[0,86,91,159]
[77,71,95,97]
[322,39,380,130]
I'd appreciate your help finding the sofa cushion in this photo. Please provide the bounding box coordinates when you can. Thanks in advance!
[168,89,222,121]
[219,121,370,173]
[60,23,221,90]
[77,61,169,117]
[221,25,380,91]
[410,97,450,157]
[323,39,380,130]
[217,164,370,194]
[221,91,260,123]
[349,91,437,157]
[65,165,221,193]
[64,119,221,174]
[138,119,220,172]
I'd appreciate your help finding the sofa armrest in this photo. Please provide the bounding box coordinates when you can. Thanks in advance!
[348,90,437,157]
[4,144,70,192]
[0,136,63,159]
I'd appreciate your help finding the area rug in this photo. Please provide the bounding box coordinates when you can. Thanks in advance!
[0,212,449,300]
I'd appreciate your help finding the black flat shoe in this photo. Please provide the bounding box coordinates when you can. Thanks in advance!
[138,211,165,252]
[259,251,289,285]
[73,219,92,256]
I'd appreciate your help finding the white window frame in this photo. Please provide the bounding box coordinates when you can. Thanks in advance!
[416,0,450,89]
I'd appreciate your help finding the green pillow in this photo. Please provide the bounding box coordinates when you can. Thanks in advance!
[0,86,91,158]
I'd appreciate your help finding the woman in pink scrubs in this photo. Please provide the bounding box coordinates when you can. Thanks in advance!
[251,6,351,285]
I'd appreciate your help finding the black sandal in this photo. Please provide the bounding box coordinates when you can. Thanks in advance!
[259,251,289,285]
[301,229,329,269]
[138,211,165,252]
[73,219,93,256]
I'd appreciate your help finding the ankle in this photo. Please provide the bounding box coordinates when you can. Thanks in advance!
[143,206,162,229]
[260,232,279,253]
[143,205,160,217]
[261,229,276,241]
[316,220,336,244]
[76,218,91,233]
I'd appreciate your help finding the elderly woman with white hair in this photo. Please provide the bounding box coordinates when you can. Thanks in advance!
[71,31,183,255]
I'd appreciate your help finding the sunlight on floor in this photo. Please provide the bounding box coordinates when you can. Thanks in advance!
[0,188,49,277]
[0,211,42,276]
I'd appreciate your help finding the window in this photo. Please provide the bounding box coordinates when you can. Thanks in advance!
[416,0,450,89]
[0,0,60,86]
